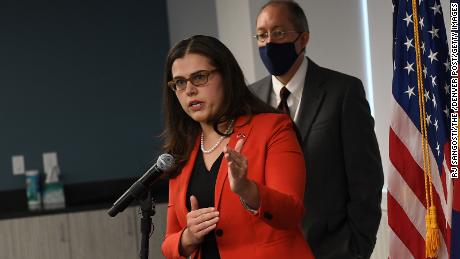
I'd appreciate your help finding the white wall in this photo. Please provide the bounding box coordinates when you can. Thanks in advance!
[367,0,393,187]
[215,0,258,83]
[298,0,368,91]
[166,0,219,46]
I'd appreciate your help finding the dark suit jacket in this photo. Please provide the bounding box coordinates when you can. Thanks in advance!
[249,58,384,259]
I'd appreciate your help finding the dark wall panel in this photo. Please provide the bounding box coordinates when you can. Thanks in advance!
[0,0,169,191]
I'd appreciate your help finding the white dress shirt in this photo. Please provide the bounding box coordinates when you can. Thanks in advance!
[270,58,308,123]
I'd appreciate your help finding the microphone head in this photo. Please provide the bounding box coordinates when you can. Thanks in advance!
[156,153,175,171]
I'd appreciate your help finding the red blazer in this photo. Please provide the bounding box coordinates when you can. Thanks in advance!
[161,113,314,259]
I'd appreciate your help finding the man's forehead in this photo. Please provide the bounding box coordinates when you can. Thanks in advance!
[256,4,293,28]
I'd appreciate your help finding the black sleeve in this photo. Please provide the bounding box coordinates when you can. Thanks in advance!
[340,78,384,258]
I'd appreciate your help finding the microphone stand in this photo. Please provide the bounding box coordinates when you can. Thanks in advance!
[139,190,156,259]
[108,154,174,258]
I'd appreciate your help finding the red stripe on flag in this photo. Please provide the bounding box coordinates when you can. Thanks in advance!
[452,179,460,212]
[454,179,460,211]
[388,192,425,259]
[390,129,451,255]
[389,128,427,207]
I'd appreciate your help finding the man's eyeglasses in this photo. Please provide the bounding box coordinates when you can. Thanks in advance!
[168,69,218,92]
[253,30,301,42]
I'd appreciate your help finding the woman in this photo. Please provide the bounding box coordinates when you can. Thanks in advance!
[161,35,313,259]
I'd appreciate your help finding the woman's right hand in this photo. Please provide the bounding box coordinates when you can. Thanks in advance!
[179,195,220,256]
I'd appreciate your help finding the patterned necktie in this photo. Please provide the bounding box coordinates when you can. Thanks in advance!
[277,87,291,115]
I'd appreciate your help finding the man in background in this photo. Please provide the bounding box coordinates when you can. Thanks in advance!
[248,1,384,258]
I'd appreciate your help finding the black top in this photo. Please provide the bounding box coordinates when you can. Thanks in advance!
[186,151,223,259]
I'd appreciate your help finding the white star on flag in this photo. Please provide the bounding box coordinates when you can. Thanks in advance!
[405,85,416,99]
[403,12,413,27]
[428,49,438,63]
[404,37,414,50]
[443,106,449,118]
[430,75,437,87]
[424,89,431,101]
[432,93,437,108]
[431,2,441,16]
[444,83,450,94]
[404,61,415,74]
[444,58,449,71]
[426,114,432,125]
[428,25,439,39]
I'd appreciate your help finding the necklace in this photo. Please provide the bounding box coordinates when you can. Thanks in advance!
[201,119,234,154]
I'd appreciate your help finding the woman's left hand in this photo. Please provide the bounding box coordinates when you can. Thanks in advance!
[224,138,250,195]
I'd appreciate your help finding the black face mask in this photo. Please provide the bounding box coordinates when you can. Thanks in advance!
[259,35,303,76]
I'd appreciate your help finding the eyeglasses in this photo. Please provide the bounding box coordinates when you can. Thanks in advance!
[168,69,218,92]
[253,30,301,42]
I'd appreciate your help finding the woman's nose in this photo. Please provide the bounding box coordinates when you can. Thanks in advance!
[185,81,197,96]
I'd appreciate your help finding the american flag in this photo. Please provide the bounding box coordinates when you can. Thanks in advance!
[389,0,459,258]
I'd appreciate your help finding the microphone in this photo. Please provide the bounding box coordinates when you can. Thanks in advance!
[108,153,175,217]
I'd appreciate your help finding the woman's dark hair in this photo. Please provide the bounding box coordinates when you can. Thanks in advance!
[162,35,277,177]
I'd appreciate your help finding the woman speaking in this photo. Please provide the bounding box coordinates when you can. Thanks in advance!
[160,35,313,259]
